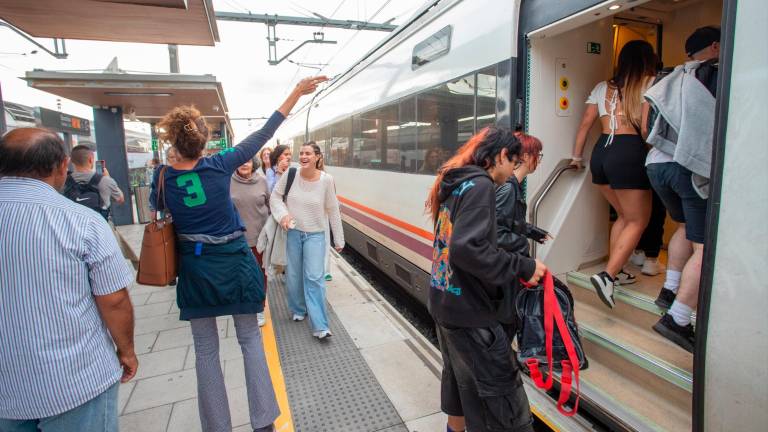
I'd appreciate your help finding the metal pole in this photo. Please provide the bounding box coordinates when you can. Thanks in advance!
[168,44,179,73]
[0,82,7,135]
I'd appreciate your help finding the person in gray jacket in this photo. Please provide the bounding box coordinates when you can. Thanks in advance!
[642,26,720,353]
[231,157,271,327]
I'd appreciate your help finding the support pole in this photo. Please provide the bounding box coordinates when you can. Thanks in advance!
[168,44,179,73]
[93,106,133,225]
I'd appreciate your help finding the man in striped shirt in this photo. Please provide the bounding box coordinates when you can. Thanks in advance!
[0,128,138,432]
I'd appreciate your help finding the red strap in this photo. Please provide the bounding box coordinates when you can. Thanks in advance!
[541,271,582,416]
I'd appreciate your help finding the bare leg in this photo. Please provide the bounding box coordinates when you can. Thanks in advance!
[597,185,626,256]
[667,224,693,272]
[676,242,702,309]
[448,415,466,432]
[605,189,651,277]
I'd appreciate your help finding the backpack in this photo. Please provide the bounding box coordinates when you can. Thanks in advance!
[282,167,297,203]
[516,271,588,416]
[63,173,108,220]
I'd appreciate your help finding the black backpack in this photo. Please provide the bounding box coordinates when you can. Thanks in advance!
[282,167,297,203]
[63,173,108,220]
[516,272,587,416]
[646,60,718,133]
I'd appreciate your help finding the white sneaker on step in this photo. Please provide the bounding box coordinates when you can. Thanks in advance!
[615,269,637,285]
[641,258,662,276]
[257,312,266,327]
[630,250,646,267]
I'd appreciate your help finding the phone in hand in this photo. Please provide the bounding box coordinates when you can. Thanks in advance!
[95,160,105,175]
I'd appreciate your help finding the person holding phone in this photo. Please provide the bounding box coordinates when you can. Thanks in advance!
[65,145,125,220]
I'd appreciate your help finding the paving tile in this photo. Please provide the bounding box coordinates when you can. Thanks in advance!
[405,411,447,432]
[169,302,179,314]
[133,301,174,319]
[361,340,442,422]
[130,293,150,306]
[129,284,165,297]
[153,326,197,351]
[333,302,405,349]
[227,385,251,427]
[232,425,251,432]
[119,404,172,432]
[166,398,201,432]
[224,358,246,389]
[184,337,243,369]
[136,346,188,380]
[135,314,189,336]
[124,369,199,413]
[118,381,135,415]
[134,333,158,355]
[376,425,409,432]
[146,289,177,304]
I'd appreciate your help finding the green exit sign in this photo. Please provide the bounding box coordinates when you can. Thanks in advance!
[587,42,601,54]
[151,138,158,151]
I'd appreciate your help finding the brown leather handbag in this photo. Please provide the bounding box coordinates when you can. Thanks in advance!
[137,167,178,286]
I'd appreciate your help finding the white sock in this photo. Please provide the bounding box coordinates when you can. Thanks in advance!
[668,301,693,326]
[664,270,682,293]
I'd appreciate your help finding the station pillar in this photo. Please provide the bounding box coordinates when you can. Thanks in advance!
[93,106,134,225]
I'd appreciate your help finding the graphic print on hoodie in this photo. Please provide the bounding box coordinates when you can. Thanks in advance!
[431,180,475,296]
[428,166,536,328]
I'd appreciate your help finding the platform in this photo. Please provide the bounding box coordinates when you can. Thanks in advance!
[115,224,448,432]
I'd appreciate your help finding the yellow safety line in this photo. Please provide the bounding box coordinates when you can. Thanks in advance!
[531,405,561,432]
[261,300,295,432]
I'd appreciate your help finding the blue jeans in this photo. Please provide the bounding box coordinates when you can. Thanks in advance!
[0,382,118,432]
[286,229,329,332]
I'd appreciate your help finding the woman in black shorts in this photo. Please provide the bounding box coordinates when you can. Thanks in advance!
[571,40,657,308]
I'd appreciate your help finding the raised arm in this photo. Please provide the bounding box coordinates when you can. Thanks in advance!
[220,77,328,171]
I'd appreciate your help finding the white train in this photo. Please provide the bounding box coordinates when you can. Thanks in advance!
[277,1,766,431]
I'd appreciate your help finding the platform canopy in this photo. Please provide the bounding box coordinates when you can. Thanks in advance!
[24,70,232,135]
[0,0,219,45]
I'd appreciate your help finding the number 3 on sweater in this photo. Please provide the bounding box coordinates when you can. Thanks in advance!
[177,172,207,207]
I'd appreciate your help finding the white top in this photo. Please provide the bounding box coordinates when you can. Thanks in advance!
[646,147,674,165]
[586,81,612,117]
[270,170,345,248]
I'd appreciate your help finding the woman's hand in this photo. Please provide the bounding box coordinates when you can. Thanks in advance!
[294,76,329,96]
[278,157,290,173]
[334,246,343,253]
[526,259,547,285]
[279,215,293,230]
[569,158,583,170]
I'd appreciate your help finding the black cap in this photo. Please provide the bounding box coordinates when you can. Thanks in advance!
[685,26,721,57]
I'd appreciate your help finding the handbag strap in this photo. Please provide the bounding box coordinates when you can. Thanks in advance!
[158,166,169,219]
[524,272,581,416]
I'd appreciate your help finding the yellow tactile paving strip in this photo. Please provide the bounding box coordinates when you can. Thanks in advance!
[261,300,295,432]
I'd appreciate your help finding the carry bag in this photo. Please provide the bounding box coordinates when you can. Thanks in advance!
[516,271,587,416]
[136,167,177,286]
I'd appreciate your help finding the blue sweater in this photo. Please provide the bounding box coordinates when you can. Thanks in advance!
[152,111,285,237]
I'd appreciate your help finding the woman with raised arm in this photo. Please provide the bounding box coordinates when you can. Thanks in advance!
[571,40,656,309]
[153,76,326,432]
[270,141,344,340]
[426,127,546,432]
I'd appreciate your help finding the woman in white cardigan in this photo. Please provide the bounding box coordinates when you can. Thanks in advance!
[270,141,344,339]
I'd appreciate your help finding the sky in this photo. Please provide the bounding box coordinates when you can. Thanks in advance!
[0,0,423,138]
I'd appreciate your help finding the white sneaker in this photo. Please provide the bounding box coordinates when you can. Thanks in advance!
[641,258,662,276]
[630,250,646,267]
[590,271,615,309]
[291,314,305,322]
[313,330,332,339]
[615,269,637,285]
[257,312,266,327]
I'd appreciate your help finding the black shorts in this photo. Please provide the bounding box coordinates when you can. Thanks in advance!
[437,324,533,432]
[590,134,650,189]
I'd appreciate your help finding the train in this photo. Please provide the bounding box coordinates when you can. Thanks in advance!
[276,1,766,431]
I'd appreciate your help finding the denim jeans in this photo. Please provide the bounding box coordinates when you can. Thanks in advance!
[286,229,329,332]
[0,382,118,432]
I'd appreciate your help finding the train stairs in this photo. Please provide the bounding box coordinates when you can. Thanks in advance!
[556,261,693,432]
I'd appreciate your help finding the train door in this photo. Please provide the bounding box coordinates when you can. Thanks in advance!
[518,1,731,431]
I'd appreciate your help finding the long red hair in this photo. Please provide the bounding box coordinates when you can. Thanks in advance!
[425,127,521,226]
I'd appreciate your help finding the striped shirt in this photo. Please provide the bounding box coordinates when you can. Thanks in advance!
[0,177,134,419]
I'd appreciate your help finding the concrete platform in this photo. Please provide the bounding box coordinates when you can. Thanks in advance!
[115,224,447,432]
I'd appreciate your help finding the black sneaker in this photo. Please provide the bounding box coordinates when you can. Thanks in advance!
[590,271,615,309]
[654,288,677,309]
[653,314,695,353]
[253,424,275,432]
[615,269,636,285]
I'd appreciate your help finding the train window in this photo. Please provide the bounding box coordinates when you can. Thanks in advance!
[352,105,398,170]
[398,97,417,173]
[476,66,497,130]
[416,73,476,174]
[412,25,452,70]
[329,119,351,167]
[314,127,331,166]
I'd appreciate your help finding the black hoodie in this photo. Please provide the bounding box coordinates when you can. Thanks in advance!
[429,165,536,328]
